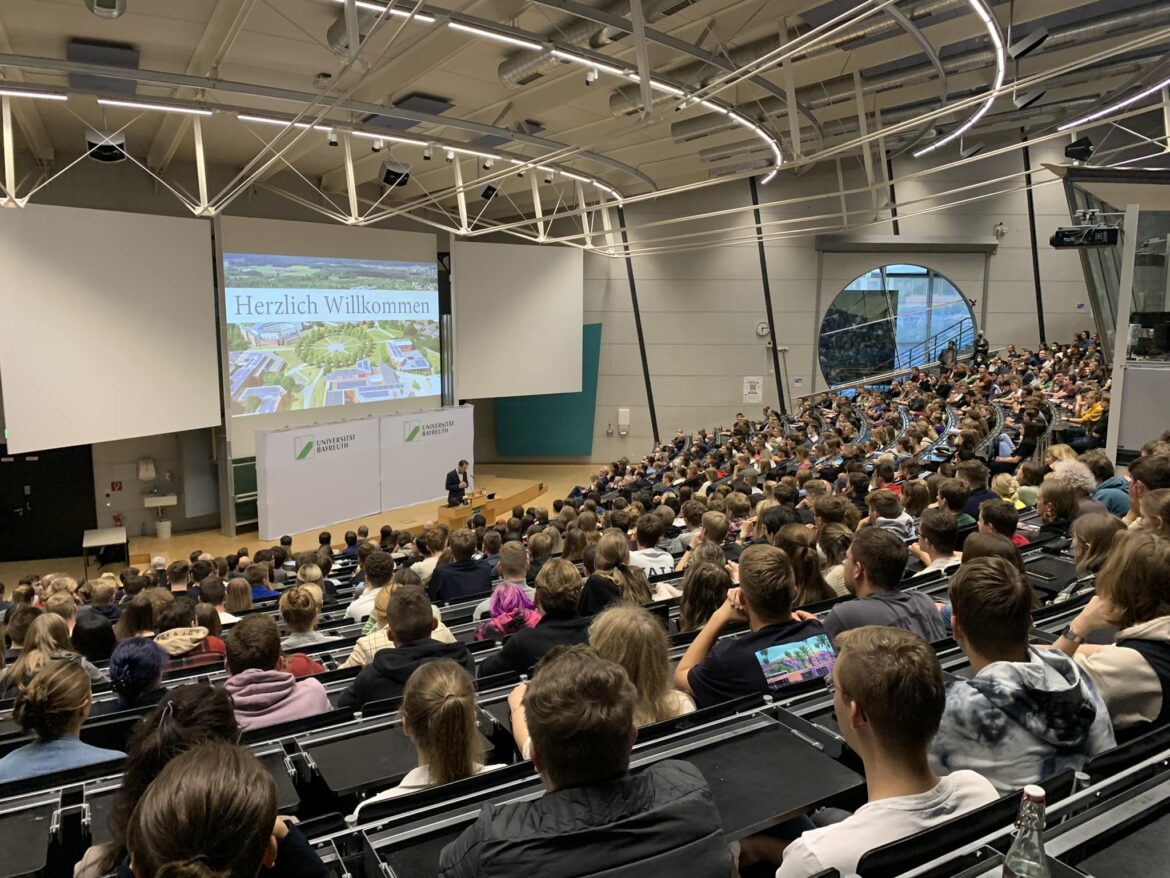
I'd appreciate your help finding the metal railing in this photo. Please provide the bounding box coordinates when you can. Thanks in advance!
[893,316,976,372]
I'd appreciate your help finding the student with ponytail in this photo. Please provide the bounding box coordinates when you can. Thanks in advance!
[0,658,124,781]
[772,524,836,606]
[348,660,505,820]
[578,529,651,616]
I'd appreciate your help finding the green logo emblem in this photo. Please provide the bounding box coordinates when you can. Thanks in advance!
[293,434,315,460]
[404,421,421,443]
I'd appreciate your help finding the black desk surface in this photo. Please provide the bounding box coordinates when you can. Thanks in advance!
[307,724,419,795]
[0,803,54,878]
[1076,806,1170,875]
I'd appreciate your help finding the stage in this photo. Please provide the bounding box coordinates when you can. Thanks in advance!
[0,463,596,582]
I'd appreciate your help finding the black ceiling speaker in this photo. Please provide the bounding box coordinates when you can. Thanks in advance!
[1065,137,1093,162]
[379,160,411,187]
[86,128,127,163]
[481,185,498,200]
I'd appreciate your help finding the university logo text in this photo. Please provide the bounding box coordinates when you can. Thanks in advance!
[404,419,454,443]
[294,432,357,461]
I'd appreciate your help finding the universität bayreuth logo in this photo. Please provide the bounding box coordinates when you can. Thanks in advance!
[404,421,421,443]
[294,434,316,461]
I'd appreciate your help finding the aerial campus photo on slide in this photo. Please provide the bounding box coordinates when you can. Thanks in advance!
[224,253,440,417]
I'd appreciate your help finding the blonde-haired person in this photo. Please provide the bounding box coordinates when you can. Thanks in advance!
[1055,531,1170,731]
[542,526,564,557]
[348,661,505,820]
[294,562,327,608]
[279,586,341,651]
[224,578,254,615]
[340,572,455,670]
[1045,443,1078,468]
[1139,488,1170,540]
[0,613,105,696]
[817,523,853,597]
[578,529,652,616]
[1056,513,1128,605]
[0,659,124,781]
[991,473,1025,509]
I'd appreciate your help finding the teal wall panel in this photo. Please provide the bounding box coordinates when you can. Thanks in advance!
[496,324,601,457]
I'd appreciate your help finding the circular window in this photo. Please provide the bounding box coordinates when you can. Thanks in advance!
[818,264,975,387]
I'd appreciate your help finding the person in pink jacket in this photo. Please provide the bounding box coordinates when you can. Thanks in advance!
[221,614,330,731]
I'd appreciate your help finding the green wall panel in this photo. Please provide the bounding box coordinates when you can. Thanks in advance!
[496,323,601,457]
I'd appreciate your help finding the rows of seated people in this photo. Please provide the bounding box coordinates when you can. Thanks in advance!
[1,332,1169,877]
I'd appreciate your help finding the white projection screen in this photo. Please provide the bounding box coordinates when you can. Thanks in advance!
[218,217,441,458]
[0,205,221,453]
[452,241,582,399]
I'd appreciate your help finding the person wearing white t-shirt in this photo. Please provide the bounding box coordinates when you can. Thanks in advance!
[744,626,998,878]
[908,509,962,578]
[629,516,675,578]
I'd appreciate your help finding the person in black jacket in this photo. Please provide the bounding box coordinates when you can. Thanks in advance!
[428,528,492,603]
[446,460,470,507]
[478,558,589,679]
[339,587,475,710]
[439,646,730,877]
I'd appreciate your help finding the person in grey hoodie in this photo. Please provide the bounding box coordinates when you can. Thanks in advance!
[931,558,1115,793]
[222,614,330,731]
[865,489,917,542]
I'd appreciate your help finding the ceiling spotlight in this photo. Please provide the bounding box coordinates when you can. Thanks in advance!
[1009,27,1049,60]
[370,138,384,153]
[585,68,599,86]
[85,0,126,19]
[483,157,494,170]
[481,184,498,200]
[327,129,339,147]
[543,170,555,184]
[516,167,526,178]
[1013,88,1046,111]
[445,149,455,163]
[422,145,433,161]
[1065,136,1093,163]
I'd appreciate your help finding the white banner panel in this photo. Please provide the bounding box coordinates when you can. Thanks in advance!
[256,418,382,540]
[380,406,475,512]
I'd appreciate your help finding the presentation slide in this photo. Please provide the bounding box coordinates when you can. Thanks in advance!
[223,253,439,418]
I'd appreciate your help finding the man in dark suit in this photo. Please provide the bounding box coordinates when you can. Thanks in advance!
[446,459,470,507]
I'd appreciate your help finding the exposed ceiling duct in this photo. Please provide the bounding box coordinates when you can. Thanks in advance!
[496,0,689,88]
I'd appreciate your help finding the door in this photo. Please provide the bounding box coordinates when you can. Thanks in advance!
[0,444,97,562]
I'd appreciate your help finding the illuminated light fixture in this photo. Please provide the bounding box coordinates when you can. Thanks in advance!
[351,129,427,147]
[98,98,212,116]
[448,21,543,51]
[1057,74,1170,132]
[444,149,455,162]
[0,88,67,101]
[649,81,684,96]
[328,0,436,24]
[698,100,728,115]
[914,0,1004,157]
[760,170,778,185]
[550,49,630,79]
[237,113,330,132]
[561,171,590,183]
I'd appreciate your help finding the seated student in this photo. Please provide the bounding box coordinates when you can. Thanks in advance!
[1056,531,1170,732]
[439,646,731,877]
[679,561,732,633]
[864,489,917,541]
[766,627,999,878]
[935,478,976,529]
[956,460,998,519]
[579,530,653,616]
[818,523,853,597]
[1036,479,1079,541]
[345,551,396,623]
[83,578,122,623]
[0,660,125,782]
[472,542,532,622]
[222,614,330,730]
[675,544,835,708]
[773,524,837,607]
[71,609,117,665]
[126,740,329,878]
[0,613,106,695]
[113,594,155,642]
[1140,488,1170,540]
[478,559,589,679]
[475,581,541,642]
[591,604,695,725]
[428,528,492,603]
[153,596,227,668]
[343,571,456,670]
[339,530,361,559]
[339,587,475,710]
[677,510,739,570]
[348,661,507,819]
[628,515,675,576]
[822,527,945,644]
[279,586,341,651]
[2,603,41,664]
[908,509,962,576]
[224,577,254,616]
[245,563,280,601]
[94,637,169,715]
[931,558,1115,793]
[978,498,1029,547]
[411,528,447,586]
[197,576,238,625]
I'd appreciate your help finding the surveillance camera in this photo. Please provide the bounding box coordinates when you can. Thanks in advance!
[445,149,454,163]
[370,138,384,153]
[327,129,338,147]
[586,68,598,86]
[422,145,432,161]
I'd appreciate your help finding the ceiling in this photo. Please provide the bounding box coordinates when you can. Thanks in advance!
[0,0,1167,251]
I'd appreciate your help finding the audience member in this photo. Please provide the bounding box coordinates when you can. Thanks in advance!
[579,530,652,615]
[3,604,41,664]
[909,509,962,575]
[223,615,330,730]
[676,544,834,708]
[245,563,279,601]
[224,577,254,615]
[439,646,730,876]
[71,611,117,665]
[628,515,674,576]
[428,528,492,603]
[0,613,106,694]
[341,570,456,669]
[978,498,1027,547]
[153,597,227,667]
[678,561,732,632]
[197,577,237,624]
[1036,479,1078,540]
[865,489,917,541]
[773,524,836,606]
[818,523,853,596]
[823,527,944,643]
[1139,488,1170,540]
[345,551,396,622]
[280,586,340,650]
[98,637,169,716]
[475,581,540,642]
[1080,450,1130,516]
[591,604,695,725]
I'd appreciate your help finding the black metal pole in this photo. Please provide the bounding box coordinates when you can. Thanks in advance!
[885,152,900,236]
[749,175,788,415]
[1021,130,1047,344]
[616,205,660,445]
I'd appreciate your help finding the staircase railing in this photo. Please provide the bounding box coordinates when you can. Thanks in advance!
[894,317,975,371]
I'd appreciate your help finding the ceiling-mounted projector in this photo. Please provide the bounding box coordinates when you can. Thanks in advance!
[380,160,411,187]
[86,128,127,163]
[85,0,127,19]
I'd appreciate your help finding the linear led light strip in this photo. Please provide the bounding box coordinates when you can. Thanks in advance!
[328,0,435,24]
[0,88,67,101]
[1058,74,1170,132]
[98,98,213,116]
[914,0,1004,157]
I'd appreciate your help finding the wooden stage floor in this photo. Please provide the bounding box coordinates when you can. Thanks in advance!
[0,463,597,582]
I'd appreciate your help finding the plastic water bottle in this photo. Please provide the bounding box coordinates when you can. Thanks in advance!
[1002,785,1050,878]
